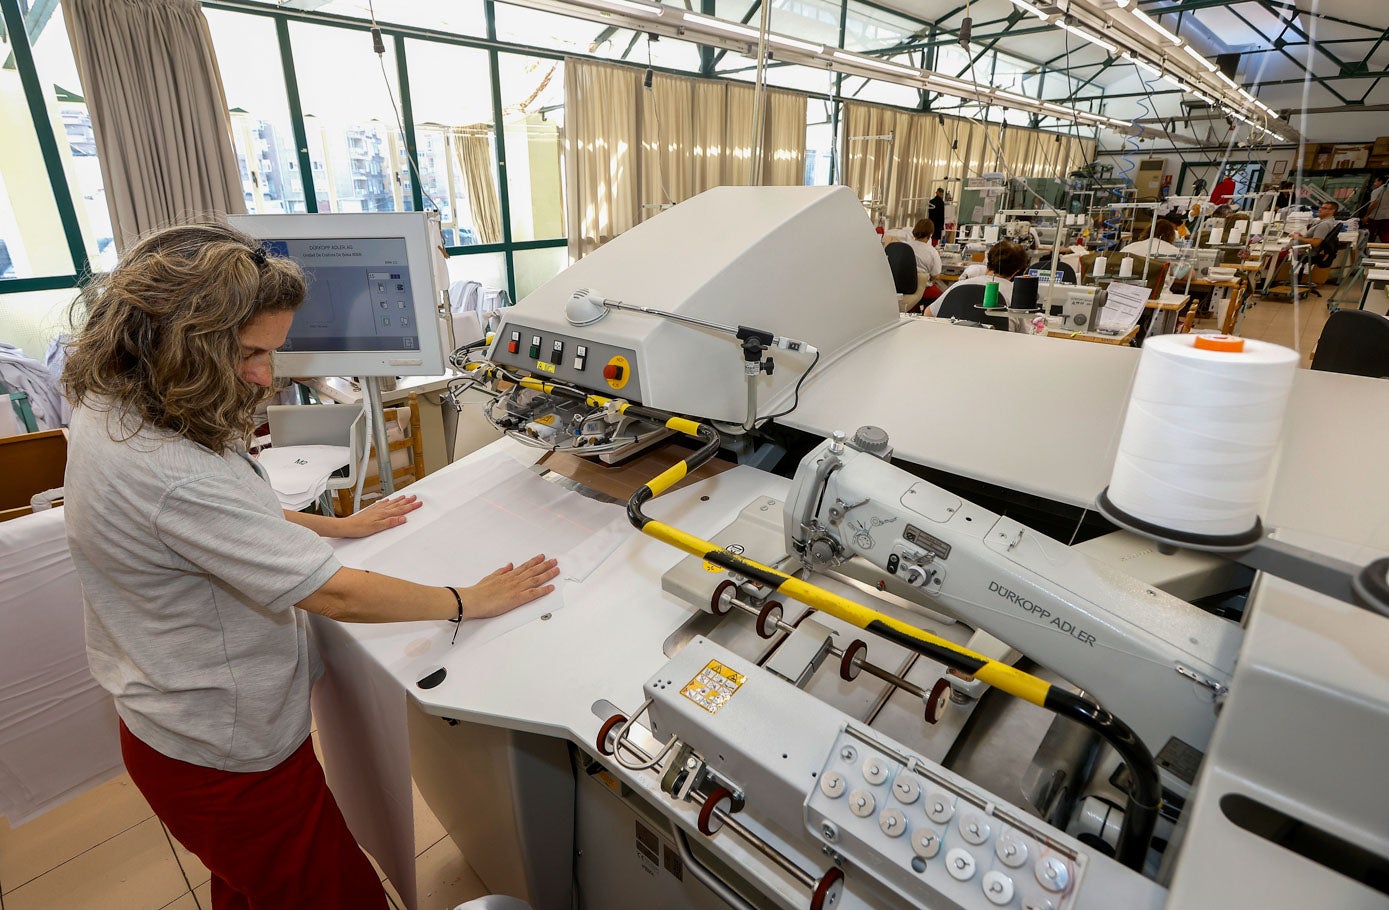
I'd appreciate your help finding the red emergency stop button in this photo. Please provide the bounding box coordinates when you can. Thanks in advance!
[602,363,624,381]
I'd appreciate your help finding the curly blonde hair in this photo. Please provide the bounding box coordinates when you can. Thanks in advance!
[62,221,306,453]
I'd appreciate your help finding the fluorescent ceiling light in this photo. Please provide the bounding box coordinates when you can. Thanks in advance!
[1181,44,1217,72]
[927,73,979,93]
[1128,8,1182,45]
[1056,21,1117,54]
[682,12,760,38]
[832,50,920,79]
[1007,0,1052,20]
[994,90,1031,105]
[766,34,825,54]
[1214,69,1240,90]
[582,0,666,16]
[1041,102,1071,114]
[1121,52,1161,79]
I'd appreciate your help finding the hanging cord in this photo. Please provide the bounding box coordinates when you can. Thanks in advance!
[644,37,674,207]
[367,0,440,212]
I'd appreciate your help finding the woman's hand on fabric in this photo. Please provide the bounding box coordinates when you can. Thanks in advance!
[461,554,560,620]
[339,494,422,538]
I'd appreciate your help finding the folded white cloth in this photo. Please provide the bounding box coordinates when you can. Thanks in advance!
[257,445,351,510]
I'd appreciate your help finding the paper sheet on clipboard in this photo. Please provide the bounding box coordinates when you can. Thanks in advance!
[1097,281,1148,333]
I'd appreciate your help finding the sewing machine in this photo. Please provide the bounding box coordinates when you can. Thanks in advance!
[318,186,1389,910]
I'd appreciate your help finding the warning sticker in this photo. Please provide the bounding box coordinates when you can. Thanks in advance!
[681,660,745,714]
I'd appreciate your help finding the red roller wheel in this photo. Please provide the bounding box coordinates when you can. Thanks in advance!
[710,580,737,616]
[924,678,952,725]
[810,866,845,910]
[596,713,627,757]
[698,786,736,836]
[756,601,784,639]
[839,639,868,682]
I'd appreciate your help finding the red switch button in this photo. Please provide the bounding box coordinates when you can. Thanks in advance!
[602,364,624,381]
[507,341,519,354]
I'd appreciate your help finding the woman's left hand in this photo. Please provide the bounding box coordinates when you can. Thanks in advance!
[340,494,422,538]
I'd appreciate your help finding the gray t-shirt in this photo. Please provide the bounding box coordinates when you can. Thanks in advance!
[64,404,341,772]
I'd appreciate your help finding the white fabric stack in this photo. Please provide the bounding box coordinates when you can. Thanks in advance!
[0,508,122,824]
[257,445,352,511]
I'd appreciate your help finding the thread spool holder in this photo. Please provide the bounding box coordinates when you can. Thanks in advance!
[1097,486,1384,617]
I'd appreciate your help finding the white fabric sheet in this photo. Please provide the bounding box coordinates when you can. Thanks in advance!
[312,444,627,909]
[0,508,122,825]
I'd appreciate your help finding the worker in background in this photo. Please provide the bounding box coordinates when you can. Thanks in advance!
[60,222,559,910]
[925,240,1029,316]
[904,218,942,278]
[1289,200,1342,286]
[1274,180,1295,211]
[1210,171,1237,206]
[1121,219,1180,257]
[1362,175,1388,243]
[928,188,947,244]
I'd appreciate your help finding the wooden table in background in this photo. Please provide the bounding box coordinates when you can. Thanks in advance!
[1046,325,1140,345]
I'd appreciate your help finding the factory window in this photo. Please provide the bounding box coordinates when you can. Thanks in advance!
[403,38,498,245]
[205,10,307,215]
[27,2,113,271]
[497,55,567,243]
[715,0,843,50]
[306,0,487,41]
[513,246,570,301]
[842,1,920,54]
[290,21,409,214]
[805,101,836,186]
[0,92,75,281]
[493,5,698,71]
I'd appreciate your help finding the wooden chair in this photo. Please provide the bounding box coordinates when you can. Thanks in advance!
[0,429,67,522]
[334,392,426,515]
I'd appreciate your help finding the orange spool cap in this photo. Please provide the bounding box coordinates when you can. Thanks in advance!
[1193,335,1245,353]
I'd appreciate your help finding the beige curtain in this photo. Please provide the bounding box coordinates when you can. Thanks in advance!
[565,61,642,258]
[761,89,809,188]
[451,127,503,244]
[567,59,808,256]
[842,100,1103,224]
[64,0,245,250]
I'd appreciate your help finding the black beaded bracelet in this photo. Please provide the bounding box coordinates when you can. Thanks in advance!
[444,585,464,644]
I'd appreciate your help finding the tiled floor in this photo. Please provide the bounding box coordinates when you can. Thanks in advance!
[1,275,1378,910]
[0,731,488,910]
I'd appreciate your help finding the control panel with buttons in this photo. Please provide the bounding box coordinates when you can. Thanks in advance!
[806,727,1086,910]
[489,323,643,403]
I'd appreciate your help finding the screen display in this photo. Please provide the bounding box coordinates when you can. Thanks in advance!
[265,237,418,353]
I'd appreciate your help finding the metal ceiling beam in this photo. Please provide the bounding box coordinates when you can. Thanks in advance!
[1235,2,1352,105]
[1137,0,1385,34]
[1061,57,1119,103]
[1256,0,1347,72]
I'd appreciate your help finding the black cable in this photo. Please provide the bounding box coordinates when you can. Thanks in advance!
[755,348,821,428]
[366,0,440,213]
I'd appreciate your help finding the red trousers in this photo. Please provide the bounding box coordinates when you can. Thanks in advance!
[120,721,387,910]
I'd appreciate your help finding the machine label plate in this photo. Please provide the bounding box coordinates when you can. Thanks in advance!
[904,524,952,560]
[681,660,745,714]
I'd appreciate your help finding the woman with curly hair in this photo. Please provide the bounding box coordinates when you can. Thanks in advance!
[61,221,558,910]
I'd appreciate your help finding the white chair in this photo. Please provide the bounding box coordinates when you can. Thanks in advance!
[266,404,366,514]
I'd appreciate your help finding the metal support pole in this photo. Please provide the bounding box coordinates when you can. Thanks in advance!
[363,377,397,495]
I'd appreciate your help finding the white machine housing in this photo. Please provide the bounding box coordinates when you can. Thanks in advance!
[1045,283,1103,331]
[784,439,1242,761]
[485,186,900,424]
